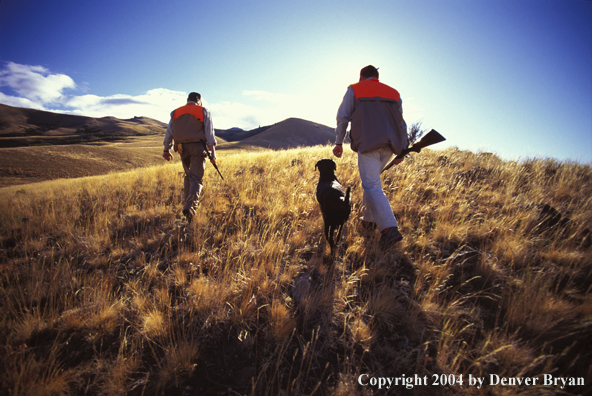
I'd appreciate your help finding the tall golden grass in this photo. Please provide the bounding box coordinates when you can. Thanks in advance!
[1,145,591,395]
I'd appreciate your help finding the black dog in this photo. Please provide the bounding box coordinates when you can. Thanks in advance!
[315,158,351,255]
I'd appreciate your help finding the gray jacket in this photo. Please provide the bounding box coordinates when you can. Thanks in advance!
[335,78,408,155]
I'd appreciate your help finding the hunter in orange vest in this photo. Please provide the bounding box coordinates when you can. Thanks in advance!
[333,65,408,250]
[163,92,217,223]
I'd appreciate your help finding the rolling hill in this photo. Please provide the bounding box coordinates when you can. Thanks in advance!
[0,104,338,187]
[232,117,335,150]
[0,103,167,147]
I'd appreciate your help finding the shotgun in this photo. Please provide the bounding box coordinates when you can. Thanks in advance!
[382,129,446,173]
[200,139,224,180]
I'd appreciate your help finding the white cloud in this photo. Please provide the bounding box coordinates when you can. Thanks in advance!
[0,62,341,130]
[207,91,308,129]
[0,62,190,123]
[0,62,76,104]
[221,90,339,130]
[0,91,47,110]
[64,89,187,122]
[206,101,264,130]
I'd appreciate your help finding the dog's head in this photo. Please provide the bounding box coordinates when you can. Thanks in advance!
[315,158,336,177]
[315,158,337,180]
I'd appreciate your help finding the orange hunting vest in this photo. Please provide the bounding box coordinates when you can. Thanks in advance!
[348,79,407,154]
[173,103,205,122]
[171,103,206,144]
[351,79,401,102]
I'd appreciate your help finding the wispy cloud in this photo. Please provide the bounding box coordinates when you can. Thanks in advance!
[99,98,149,106]
[0,62,342,130]
[0,62,267,128]
[207,91,306,129]
[64,90,187,122]
[0,91,43,110]
[0,62,76,104]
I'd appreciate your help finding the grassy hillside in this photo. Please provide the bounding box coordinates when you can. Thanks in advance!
[0,103,167,148]
[0,104,168,187]
[1,145,591,395]
[0,104,334,188]
[0,135,168,187]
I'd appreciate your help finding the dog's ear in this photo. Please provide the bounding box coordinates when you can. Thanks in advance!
[332,161,337,171]
[314,159,323,171]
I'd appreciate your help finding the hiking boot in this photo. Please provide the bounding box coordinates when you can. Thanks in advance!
[182,208,195,223]
[379,227,403,250]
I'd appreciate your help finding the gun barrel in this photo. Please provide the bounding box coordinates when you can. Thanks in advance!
[212,163,224,180]
[200,139,224,180]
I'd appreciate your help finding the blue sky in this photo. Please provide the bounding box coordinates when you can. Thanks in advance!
[1,0,591,163]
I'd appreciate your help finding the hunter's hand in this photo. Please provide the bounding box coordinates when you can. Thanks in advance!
[163,150,173,161]
[391,157,404,166]
[209,145,217,165]
[333,144,343,158]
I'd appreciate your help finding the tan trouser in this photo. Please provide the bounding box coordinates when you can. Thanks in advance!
[179,142,206,213]
[358,146,398,232]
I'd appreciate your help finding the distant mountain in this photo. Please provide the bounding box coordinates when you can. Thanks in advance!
[0,104,339,187]
[216,125,271,142]
[0,104,338,150]
[233,118,335,150]
[0,103,167,147]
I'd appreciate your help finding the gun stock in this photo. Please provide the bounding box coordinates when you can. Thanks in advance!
[382,129,446,173]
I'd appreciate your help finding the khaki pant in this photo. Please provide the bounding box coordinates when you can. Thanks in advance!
[179,142,207,213]
[358,146,398,232]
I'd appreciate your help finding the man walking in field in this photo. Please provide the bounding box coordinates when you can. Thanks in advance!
[163,92,217,223]
[333,65,408,250]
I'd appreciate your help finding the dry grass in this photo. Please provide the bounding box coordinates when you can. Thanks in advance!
[0,135,166,187]
[1,145,591,395]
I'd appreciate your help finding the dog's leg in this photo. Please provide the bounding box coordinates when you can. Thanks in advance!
[335,223,344,245]
[325,225,337,278]
[324,223,332,255]
[331,225,343,260]
[327,226,337,282]
[329,224,337,256]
